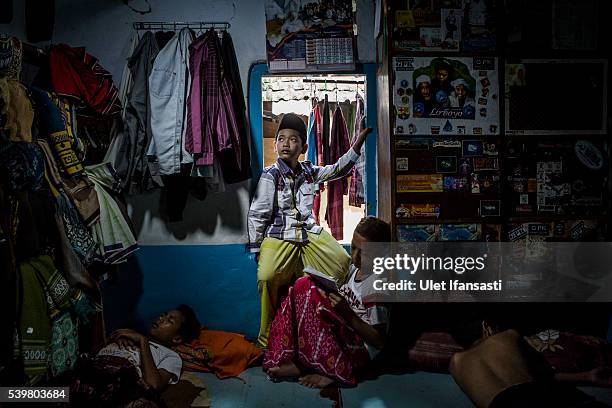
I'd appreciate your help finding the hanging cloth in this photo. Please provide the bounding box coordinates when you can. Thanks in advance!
[186,30,241,171]
[185,31,226,193]
[37,140,99,227]
[86,163,138,264]
[312,103,323,225]
[0,35,22,80]
[48,44,121,115]
[349,95,365,207]
[28,87,84,177]
[306,103,318,164]
[147,28,194,175]
[315,96,330,225]
[0,77,34,142]
[322,94,330,165]
[15,255,72,383]
[325,106,350,241]
[119,31,160,193]
[117,31,139,120]
[218,30,251,183]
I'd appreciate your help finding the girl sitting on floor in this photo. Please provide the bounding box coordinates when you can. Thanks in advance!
[263,216,391,388]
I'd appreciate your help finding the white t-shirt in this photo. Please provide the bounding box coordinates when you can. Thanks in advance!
[97,340,182,384]
[339,265,389,357]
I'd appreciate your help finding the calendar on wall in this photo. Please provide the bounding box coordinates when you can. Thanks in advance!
[265,0,356,72]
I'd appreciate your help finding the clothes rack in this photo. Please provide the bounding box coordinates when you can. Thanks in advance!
[132,21,231,31]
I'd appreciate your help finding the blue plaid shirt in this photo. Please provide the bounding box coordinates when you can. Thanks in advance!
[247,148,360,253]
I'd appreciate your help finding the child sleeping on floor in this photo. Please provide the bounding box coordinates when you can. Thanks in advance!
[70,304,200,407]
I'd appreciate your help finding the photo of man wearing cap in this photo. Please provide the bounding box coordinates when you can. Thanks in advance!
[449,78,476,112]
[414,74,435,117]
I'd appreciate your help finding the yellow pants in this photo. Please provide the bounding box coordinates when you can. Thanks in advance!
[256,230,351,347]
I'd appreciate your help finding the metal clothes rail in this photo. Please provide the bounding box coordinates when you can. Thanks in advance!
[132,21,231,31]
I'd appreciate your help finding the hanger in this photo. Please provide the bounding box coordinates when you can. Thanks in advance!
[335,80,339,108]
[310,81,316,106]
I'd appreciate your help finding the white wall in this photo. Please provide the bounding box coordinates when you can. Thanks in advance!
[4,0,376,245]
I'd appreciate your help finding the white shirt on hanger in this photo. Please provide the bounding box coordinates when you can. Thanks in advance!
[148,27,194,175]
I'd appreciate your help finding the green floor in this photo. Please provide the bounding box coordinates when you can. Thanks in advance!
[195,367,612,408]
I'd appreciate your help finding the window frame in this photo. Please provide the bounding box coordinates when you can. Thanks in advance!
[247,63,378,216]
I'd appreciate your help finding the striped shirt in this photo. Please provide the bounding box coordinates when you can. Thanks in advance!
[247,148,359,252]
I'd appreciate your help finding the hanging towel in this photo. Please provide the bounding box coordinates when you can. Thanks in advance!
[312,103,324,224]
[325,106,350,240]
[85,163,138,264]
[306,104,318,164]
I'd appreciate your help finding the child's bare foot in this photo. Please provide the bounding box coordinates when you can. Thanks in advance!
[298,374,335,388]
[267,362,300,378]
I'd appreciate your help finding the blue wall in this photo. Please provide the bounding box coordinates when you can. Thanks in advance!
[102,245,261,337]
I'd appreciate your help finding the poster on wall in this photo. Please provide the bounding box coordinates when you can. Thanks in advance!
[552,0,597,50]
[393,56,500,136]
[265,0,355,72]
[391,0,496,52]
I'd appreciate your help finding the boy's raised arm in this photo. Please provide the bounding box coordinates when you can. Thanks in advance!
[312,127,372,184]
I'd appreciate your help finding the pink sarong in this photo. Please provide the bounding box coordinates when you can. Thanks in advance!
[263,277,370,386]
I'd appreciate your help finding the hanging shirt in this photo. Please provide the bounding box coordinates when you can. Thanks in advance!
[349,95,365,207]
[322,95,330,165]
[185,30,241,171]
[117,31,139,120]
[325,106,351,240]
[247,149,359,253]
[148,28,194,175]
[219,31,251,184]
[117,31,160,193]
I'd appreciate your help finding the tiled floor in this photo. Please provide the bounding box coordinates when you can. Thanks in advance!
[195,368,612,408]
